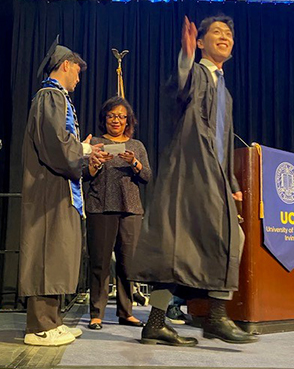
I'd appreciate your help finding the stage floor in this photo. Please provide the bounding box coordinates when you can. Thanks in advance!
[0,302,293,369]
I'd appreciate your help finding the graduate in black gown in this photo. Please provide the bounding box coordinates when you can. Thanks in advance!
[129,15,258,346]
[19,39,110,346]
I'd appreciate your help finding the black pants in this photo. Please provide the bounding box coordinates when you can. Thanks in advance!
[26,295,62,333]
[87,212,142,319]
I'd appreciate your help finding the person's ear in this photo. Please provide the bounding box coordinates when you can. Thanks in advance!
[62,60,70,72]
[197,38,204,50]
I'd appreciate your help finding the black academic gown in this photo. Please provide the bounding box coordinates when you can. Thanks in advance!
[129,63,241,293]
[19,88,84,296]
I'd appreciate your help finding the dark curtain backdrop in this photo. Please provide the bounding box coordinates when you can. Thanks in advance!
[0,0,14,308]
[9,0,294,188]
[2,0,294,306]
[0,0,13,192]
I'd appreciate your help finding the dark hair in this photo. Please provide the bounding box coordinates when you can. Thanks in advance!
[69,52,87,71]
[197,15,234,40]
[53,52,87,72]
[98,96,137,138]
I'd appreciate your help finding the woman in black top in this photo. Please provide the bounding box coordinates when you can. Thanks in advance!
[84,96,152,330]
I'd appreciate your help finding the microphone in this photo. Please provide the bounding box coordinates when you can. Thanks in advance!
[234,133,250,148]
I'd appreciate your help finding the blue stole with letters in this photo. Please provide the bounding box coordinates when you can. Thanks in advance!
[41,78,85,219]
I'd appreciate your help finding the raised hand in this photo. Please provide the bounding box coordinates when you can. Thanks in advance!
[182,16,198,59]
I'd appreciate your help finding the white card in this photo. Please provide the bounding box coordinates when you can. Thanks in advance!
[103,143,126,156]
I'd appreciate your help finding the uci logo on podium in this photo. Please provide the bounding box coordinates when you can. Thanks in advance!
[276,162,294,224]
[275,162,294,205]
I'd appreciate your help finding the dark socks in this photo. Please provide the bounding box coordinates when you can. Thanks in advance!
[146,306,166,329]
[208,298,227,320]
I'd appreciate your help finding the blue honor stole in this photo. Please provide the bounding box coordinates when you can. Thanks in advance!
[42,78,86,219]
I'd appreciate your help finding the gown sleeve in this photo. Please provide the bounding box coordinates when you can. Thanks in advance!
[30,89,83,181]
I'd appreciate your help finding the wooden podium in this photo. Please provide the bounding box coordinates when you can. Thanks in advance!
[188,147,294,334]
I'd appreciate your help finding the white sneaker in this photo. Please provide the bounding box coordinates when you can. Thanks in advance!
[24,327,75,346]
[166,317,186,325]
[57,324,83,338]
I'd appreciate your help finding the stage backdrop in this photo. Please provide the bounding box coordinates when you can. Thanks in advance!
[1,0,294,308]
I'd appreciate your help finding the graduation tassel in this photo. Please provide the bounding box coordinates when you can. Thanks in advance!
[252,142,264,219]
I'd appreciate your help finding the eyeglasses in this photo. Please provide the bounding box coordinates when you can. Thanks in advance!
[106,113,127,121]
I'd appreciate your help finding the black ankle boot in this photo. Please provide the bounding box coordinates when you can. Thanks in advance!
[141,307,198,347]
[202,298,258,344]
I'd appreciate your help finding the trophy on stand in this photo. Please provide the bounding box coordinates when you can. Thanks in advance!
[111,48,129,98]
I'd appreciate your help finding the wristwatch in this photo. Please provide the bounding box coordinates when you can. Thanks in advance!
[132,160,138,168]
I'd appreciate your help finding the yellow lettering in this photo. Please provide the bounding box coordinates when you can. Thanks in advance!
[289,212,294,225]
[280,211,288,224]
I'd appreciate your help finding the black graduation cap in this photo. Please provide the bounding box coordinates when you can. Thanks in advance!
[37,35,74,78]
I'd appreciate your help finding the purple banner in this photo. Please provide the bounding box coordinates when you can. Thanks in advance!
[261,145,294,271]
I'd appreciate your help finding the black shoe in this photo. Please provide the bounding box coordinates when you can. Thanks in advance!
[118,317,145,327]
[203,317,258,344]
[133,292,149,306]
[166,305,193,325]
[88,322,103,330]
[141,323,198,346]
